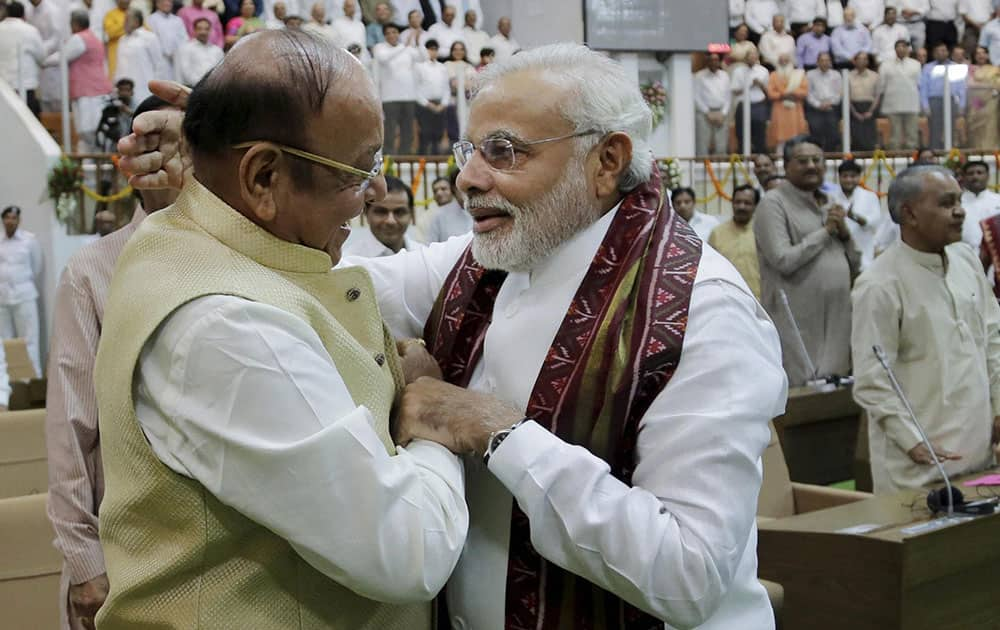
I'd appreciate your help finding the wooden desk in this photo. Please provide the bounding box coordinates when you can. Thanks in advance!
[773,385,863,486]
[758,471,1000,629]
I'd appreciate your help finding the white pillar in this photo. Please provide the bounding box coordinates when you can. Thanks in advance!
[456,68,468,139]
[60,41,71,154]
[841,69,851,154]
[742,81,751,156]
[943,66,953,150]
[667,53,695,157]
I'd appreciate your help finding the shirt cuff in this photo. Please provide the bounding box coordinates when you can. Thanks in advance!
[398,439,465,492]
[487,420,561,493]
[65,544,107,585]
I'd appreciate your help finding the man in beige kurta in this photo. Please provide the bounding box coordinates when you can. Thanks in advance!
[708,184,762,299]
[852,165,1000,493]
[754,137,861,386]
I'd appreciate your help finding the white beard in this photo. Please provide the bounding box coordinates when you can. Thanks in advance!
[469,158,602,273]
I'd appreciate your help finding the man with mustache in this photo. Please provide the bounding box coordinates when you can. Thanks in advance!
[119,42,788,629]
[852,165,1000,493]
[754,135,860,386]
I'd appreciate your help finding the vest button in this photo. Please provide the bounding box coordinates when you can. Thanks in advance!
[346,287,362,301]
[374,353,386,366]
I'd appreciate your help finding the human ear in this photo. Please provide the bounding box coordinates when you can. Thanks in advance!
[593,132,633,198]
[237,144,282,223]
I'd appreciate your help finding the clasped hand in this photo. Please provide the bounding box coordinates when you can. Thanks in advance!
[394,340,523,458]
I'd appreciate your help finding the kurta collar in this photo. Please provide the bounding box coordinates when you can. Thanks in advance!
[517,200,622,291]
[782,182,828,209]
[176,177,334,274]
[899,239,948,272]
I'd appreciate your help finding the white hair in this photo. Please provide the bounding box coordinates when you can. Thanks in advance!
[473,43,654,192]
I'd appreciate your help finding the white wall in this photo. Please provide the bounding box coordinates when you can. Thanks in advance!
[0,82,93,371]
[481,0,584,48]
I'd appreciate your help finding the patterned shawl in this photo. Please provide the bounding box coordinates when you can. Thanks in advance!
[980,214,1000,300]
[424,168,703,629]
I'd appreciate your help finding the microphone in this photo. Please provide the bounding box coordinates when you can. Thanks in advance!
[779,289,822,387]
[872,344,961,516]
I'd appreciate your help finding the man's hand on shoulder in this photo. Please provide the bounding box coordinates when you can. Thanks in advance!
[117,80,190,191]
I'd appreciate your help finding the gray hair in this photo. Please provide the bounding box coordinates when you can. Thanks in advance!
[472,43,654,192]
[887,165,953,223]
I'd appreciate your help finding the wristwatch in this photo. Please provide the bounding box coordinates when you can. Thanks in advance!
[483,418,529,465]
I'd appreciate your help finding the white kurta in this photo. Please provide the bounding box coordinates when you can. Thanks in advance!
[423,201,471,243]
[960,188,1000,251]
[687,211,721,241]
[341,226,425,258]
[112,28,164,104]
[829,185,884,271]
[852,241,1000,493]
[134,294,469,601]
[174,39,223,87]
[147,11,188,80]
[349,204,787,629]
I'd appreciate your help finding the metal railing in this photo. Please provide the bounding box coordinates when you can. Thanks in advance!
[61,149,1000,232]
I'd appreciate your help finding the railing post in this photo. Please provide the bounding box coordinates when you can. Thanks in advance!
[742,81,751,157]
[841,68,851,154]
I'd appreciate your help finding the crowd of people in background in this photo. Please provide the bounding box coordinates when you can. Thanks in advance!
[702,0,1000,155]
[0,0,519,154]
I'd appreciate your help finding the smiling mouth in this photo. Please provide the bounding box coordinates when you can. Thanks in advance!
[470,208,513,233]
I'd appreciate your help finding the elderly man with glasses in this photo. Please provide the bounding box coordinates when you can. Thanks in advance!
[118,42,787,629]
[91,29,467,630]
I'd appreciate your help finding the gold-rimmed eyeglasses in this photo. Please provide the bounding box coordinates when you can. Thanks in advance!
[452,130,601,172]
[232,141,384,191]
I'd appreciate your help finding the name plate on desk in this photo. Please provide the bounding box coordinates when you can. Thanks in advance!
[899,516,975,536]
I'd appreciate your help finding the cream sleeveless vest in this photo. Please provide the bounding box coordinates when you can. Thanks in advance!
[94,179,428,629]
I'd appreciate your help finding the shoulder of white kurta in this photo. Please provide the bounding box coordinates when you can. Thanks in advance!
[694,244,758,300]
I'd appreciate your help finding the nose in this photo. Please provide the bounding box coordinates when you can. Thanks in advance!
[365,173,387,204]
[456,150,494,198]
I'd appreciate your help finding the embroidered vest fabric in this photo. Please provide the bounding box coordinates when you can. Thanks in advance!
[424,169,703,629]
[70,30,112,99]
[94,179,426,629]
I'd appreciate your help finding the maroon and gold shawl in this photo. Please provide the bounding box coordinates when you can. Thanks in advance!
[424,169,702,629]
[981,215,1000,300]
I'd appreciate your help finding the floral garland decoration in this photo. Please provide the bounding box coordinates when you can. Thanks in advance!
[659,158,682,190]
[47,155,83,226]
[641,80,667,129]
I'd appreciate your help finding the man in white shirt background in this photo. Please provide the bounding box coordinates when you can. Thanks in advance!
[788,0,827,36]
[746,0,782,44]
[489,16,518,60]
[176,17,223,86]
[879,39,923,148]
[805,52,843,152]
[830,159,884,270]
[694,52,731,156]
[850,0,886,27]
[460,8,488,65]
[26,0,64,111]
[959,160,1000,250]
[872,5,912,62]
[731,47,771,155]
[926,0,960,49]
[113,9,165,105]
[759,13,797,67]
[423,170,471,243]
[374,22,422,153]
[0,206,43,376]
[147,0,187,81]
[343,176,425,258]
[979,7,1000,64]
[414,38,449,155]
[672,186,720,240]
[897,0,931,50]
[0,2,46,117]
[304,2,338,40]
[426,3,460,54]
[961,0,995,57]
[400,8,430,47]
[330,0,364,46]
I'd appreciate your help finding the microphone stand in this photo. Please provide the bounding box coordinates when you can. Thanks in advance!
[872,344,956,517]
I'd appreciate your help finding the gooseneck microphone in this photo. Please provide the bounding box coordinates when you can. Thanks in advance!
[779,289,819,383]
[872,344,961,516]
